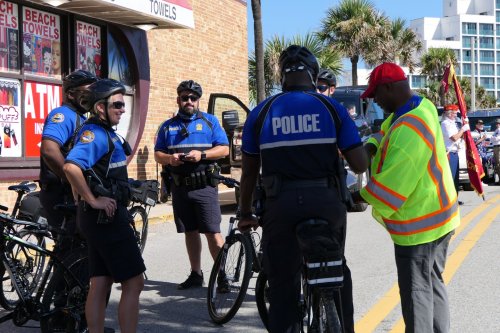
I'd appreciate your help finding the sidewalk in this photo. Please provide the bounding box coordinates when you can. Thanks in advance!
[148,201,175,224]
[147,187,237,225]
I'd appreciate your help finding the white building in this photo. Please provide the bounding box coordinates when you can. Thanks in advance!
[410,0,499,101]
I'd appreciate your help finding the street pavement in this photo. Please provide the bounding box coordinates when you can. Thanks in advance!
[1,185,499,332]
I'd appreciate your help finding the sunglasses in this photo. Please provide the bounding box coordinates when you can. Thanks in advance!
[317,85,329,93]
[109,101,126,109]
[180,95,199,102]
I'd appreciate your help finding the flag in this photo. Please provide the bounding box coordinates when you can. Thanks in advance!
[442,63,485,198]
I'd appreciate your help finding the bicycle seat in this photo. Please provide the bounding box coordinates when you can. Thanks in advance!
[8,182,37,193]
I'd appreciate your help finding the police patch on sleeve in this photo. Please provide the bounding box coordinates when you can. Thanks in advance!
[51,113,65,123]
[80,130,95,143]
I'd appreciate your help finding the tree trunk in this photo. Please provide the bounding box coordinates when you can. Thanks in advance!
[251,0,265,103]
[351,55,359,86]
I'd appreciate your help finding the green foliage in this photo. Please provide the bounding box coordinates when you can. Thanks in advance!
[248,33,342,106]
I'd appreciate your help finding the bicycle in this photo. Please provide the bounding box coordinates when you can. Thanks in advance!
[0,181,48,311]
[0,209,88,332]
[206,174,265,325]
[255,219,344,333]
[128,179,159,253]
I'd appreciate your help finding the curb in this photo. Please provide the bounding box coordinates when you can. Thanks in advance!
[148,213,174,225]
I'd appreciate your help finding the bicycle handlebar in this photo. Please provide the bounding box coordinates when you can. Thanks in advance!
[209,174,240,188]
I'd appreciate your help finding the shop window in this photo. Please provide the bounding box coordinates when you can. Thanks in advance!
[0,1,19,73]
[22,7,61,79]
[108,33,133,87]
[0,78,21,157]
[76,20,102,77]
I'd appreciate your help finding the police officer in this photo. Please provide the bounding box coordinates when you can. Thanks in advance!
[238,45,368,333]
[64,79,145,333]
[40,70,98,234]
[317,67,337,97]
[154,80,229,289]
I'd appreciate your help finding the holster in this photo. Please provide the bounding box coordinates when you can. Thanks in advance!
[171,164,221,190]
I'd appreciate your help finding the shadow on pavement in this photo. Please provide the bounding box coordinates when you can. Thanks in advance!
[105,279,265,332]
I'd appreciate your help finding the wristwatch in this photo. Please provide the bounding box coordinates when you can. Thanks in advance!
[201,151,207,160]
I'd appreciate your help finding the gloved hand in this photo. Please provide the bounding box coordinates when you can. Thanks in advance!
[462,124,470,132]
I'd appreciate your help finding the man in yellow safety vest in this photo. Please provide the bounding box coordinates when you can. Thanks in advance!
[352,63,460,333]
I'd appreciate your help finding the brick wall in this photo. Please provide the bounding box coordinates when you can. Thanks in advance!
[128,0,249,181]
[0,0,248,209]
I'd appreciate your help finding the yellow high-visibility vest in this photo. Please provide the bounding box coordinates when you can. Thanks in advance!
[360,98,460,246]
[366,114,393,151]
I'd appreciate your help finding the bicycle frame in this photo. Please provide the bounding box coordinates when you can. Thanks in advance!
[0,216,87,325]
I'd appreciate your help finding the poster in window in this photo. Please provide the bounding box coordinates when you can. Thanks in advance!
[22,7,60,78]
[0,1,19,72]
[0,77,21,157]
[24,80,62,157]
[76,21,101,77]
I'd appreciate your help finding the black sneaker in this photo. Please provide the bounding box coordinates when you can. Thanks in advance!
[104,327,116,333]
[178,271,204,290]
[216,273,230,294]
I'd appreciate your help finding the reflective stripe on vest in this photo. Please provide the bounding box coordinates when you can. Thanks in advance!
[374,112,457,236]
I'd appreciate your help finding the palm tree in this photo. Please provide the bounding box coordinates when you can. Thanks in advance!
[318,0,384,86]
[248,34,343,105]
[420,48,458,81]
[419,47,458,106]
[251,0,265,104]
[363,18,422,72]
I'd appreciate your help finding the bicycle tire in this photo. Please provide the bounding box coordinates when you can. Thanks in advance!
[207,233,253,324]
[308,288,342,333]
[129,206,148,253]
[40,248,89,333]
[0,229,46,310]
[255,271,270,331]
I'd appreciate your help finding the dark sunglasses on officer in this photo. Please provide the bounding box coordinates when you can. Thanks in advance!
[180,95,200,102]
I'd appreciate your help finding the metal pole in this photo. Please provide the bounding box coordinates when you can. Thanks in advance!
[471,36,476,112]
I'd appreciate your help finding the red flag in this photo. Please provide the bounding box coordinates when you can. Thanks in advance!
[444,64,485,198]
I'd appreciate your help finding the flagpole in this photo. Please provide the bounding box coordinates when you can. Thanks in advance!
[471,36,476,112]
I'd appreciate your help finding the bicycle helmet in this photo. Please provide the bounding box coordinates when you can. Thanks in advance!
[279,45,319,88]
[177,80,203,97]
[318,68,337,87]
[79,79,126,112]
[62,70,98,93]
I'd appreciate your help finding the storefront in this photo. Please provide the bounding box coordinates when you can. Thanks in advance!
[0,0,248,206]
[0,0,195,177]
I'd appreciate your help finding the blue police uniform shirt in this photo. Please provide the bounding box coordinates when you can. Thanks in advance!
[66,123,127,175]
[155,111,229,174]
[42,104,85,147]
[40,103,85,185]
[242,91,361,179]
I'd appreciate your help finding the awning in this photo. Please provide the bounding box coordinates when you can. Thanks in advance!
[27,0,195,30]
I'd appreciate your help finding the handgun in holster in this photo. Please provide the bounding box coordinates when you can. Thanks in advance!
[335,159,354,210]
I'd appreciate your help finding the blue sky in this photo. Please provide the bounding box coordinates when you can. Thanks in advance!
[247,0,442,53]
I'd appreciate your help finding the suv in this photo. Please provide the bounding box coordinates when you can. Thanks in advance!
[207,88,384,211]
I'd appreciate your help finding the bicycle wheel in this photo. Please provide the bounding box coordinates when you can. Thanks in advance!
[129,206,148,253]
[207,233,253,324]
[40,248,89,333]
[255,271,270,331]
[308,288,342,333]
[0,229,46,310]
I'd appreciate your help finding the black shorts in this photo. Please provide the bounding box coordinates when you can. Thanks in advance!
[77,203,146,282]
[171,184,221,233]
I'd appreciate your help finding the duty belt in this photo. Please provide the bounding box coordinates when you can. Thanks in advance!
[280,178,336,191]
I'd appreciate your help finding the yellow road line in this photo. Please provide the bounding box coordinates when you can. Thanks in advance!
[389,203,500,333]
[355,194,500,333]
